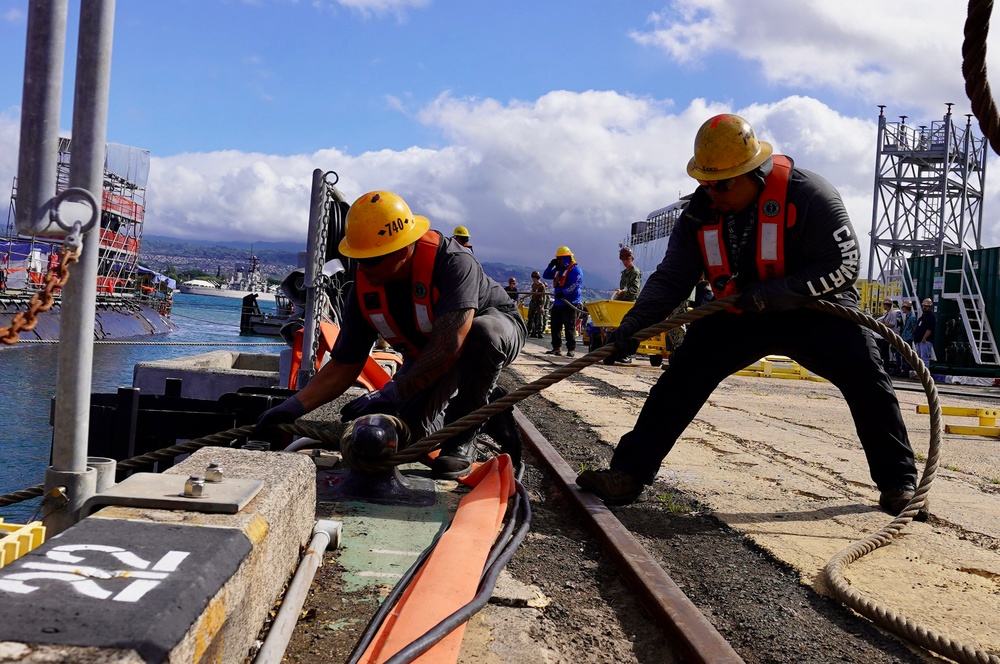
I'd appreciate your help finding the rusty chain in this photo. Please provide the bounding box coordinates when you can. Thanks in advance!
[0,243,81,346]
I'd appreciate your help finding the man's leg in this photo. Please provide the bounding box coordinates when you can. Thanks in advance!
[432,309,526,478]
[781,310,918,497]
[548,306,564,353]
[578,313,771,503]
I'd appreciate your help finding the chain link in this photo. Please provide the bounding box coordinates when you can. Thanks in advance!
[306,179,333,380]
[0,236,82,346]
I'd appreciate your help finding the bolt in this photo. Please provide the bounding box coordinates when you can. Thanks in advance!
[183,475,206,498]
[205,462,224,483]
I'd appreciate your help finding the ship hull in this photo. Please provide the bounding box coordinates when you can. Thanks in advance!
[0,295,176,341]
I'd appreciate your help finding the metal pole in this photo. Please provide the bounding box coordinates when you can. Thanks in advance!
[14,0,67,236]
[298,168,327,390]
[46,0,116,535]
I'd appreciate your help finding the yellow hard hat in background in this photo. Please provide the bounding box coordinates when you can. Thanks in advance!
[555,245,573,257]
[339,191,430,259]
[686,113,773,181]
[453,225,470,238]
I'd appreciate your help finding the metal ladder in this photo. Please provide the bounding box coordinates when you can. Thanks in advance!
[941,247,999,365]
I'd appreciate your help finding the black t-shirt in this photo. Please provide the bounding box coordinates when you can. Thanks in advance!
[331,234,514,363]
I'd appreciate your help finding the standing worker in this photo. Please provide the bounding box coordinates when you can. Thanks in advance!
[576,113,922,519]
[526,271,547,338]
[613,246,641,302]
[255,191,526,479]
[611,246,642,363]
[914,298,936,369]
[542,246,583,357]
[505,277,520,301]
[452,225,473,252]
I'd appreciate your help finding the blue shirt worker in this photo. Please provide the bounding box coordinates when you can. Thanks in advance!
[255,191,526,479]
[576,113,922,518]
[542,245,583,357]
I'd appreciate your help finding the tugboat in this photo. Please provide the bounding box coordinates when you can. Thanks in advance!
[0,138,176,341]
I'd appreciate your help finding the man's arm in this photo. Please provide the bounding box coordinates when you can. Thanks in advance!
[393,308,474,398]
[293,357,367,411]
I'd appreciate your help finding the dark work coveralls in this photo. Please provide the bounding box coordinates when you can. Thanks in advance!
[610,158,917,492]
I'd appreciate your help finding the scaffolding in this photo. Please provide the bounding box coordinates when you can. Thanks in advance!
[4,139,153,300]
[867,104,997,365]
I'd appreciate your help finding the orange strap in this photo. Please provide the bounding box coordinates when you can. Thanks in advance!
[358,455,515,664]
[287,322,393,391]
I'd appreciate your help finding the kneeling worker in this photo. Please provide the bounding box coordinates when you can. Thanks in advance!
[257,191,526,478]
[577,113,922,517]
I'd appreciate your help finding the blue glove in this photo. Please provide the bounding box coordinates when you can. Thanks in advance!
[250,395,305,440]
[340,381,404,421]
[603,321,640,365]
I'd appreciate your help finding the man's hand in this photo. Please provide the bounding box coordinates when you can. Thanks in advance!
[603,322,640,365]
[250,395,305,441]
[735,285,766,313]
[548,258,560,270]
[340,380,404,421]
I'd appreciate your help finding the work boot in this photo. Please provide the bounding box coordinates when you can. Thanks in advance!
[878,483,930,521]
[566,350,576,358]
[545,348,562,356]
[431,438,476,479]
[576,469,643,505]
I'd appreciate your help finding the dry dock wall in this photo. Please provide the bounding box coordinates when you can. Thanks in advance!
[0,447,315,663]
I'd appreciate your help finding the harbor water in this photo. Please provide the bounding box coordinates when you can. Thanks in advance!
[0,293,286,523]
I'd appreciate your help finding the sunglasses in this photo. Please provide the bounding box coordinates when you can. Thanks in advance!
[356,254,388,268]
[698,178,736,192]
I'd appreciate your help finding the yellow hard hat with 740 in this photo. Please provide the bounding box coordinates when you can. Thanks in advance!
[339,191,430,259]
[687,113,773,181]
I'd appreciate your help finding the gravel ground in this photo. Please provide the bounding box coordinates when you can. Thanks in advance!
[278,366,931,663]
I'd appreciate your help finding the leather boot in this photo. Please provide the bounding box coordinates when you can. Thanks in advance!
[431,438,476,479]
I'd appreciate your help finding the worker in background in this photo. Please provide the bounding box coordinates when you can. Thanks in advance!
[576,113,922,520]
[505,277,520,301]
[608,246,642,364]
[526,271,547,339]
[452,225,473,252]
[255,191,526,479]
[613,246,641,302]
[542,246,583,357]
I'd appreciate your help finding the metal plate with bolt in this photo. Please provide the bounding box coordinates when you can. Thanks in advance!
[81,472,264,517]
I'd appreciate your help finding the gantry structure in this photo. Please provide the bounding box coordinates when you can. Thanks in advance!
[868,104,997,365]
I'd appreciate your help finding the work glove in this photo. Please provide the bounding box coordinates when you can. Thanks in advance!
[735,285,767,313]
[249,395,306,443]
[603,320,641,365]
[340,380,404,422]
[548,258,560,270]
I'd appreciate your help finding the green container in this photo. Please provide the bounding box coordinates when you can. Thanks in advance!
[908,247,1000,374]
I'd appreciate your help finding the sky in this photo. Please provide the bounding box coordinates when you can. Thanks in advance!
[1,0,999,288]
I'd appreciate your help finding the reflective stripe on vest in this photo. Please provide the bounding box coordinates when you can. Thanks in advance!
[355,229,441,358]
[697,155,795,302]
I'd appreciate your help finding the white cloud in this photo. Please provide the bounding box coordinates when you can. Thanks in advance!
[3,91,1000,289]
[310,0,431,20]
[630,0,992,118]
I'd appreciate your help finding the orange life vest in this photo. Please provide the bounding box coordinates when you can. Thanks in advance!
[355,229,442,359]
[697,155,796,302]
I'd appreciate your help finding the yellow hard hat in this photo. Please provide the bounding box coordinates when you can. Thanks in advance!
[555,245,573,257]
[339,191,430,259]
[453,225,470,238]
[686,113,773,181]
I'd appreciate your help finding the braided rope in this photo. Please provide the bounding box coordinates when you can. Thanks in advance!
[964,0,1000,156]
[812,301,1000,663]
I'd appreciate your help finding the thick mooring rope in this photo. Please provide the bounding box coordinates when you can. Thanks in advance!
[964,0,1000,155]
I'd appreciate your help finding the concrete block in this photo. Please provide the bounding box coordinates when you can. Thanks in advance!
[0,447,316,663]
[133,351,281,400]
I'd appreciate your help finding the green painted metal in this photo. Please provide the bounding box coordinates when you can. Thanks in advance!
[909,246,1000,374]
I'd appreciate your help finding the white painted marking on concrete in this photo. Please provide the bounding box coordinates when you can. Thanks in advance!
[151,550,190,572]
[114,579,162,603]
[357,571,403,579]
[370,549,421,557]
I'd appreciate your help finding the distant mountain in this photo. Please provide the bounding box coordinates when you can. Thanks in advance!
[144,235,305,253]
